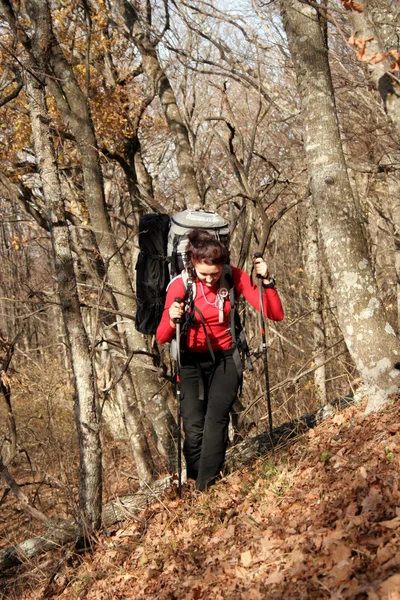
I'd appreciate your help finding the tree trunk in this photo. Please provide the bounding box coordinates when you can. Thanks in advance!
[25,74,102,532]
[22,0,177,477]
[279,0,400,412]
[364,0,400,52]
[0,335,18,461]
[302,197,327,406]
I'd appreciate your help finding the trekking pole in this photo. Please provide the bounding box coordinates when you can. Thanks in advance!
[174,297,183,497]
[254,253,274,445]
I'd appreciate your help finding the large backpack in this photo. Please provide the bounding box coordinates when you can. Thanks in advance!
[135,208,253,378]
[168,209,230,277]
[135,213,171,335]
[135,209,230,334]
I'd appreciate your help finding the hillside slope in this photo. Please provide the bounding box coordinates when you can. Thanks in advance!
[2,395,400,600]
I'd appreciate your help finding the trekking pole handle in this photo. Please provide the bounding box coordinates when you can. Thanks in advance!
[253,252,263,279]
[174,297,184,324]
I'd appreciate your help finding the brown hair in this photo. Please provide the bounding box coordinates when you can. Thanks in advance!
[185,229,229,278]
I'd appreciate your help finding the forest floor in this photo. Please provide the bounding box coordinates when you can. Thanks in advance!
[1,394,400,599]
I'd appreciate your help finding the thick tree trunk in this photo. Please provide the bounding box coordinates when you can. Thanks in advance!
[25,75,102,531]
[280,0,400,412]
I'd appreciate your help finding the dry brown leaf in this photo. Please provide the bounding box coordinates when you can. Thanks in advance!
[376,543,396,565]
[209,524,235,544]
[369,52,389,65]
[345,501,359,518]
[240,549,252,567]
[378,573,400,599]
[388,50,400,72]
[379,516,400,530]
[324,560,353,587]
[241,589,263,600]
[362,486,383,513]
[382,552,400,570]
[287,548,306,566]
[332,453,348,469]
[349,35,374,49]
[265,570,285,585]
[235,566,248,579]
[385,423,400,434]
[332,413,346,426]
[332,543,352,564]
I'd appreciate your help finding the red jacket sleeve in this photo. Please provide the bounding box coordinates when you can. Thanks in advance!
[231,266,284,321]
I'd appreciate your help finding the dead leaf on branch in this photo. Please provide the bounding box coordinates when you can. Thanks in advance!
[348,38,400,71]
[388,49,400,72]
[0,370,10,387]
[370,52,390,65]
[348,35,375,62]
[341,0,363,12]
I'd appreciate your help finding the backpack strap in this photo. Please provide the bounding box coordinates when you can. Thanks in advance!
[220,266,236,345]
[223,267,253,380]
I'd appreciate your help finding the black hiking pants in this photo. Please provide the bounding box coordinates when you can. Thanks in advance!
[180,350,240,491]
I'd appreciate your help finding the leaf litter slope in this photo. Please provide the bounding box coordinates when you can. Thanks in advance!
[13,396,400,599]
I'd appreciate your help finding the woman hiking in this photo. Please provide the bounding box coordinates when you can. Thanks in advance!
[156,229,284,491]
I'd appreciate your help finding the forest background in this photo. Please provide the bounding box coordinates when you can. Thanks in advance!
[1,0,400,562]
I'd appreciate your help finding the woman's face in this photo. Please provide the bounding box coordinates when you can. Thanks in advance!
[193,260,224,287]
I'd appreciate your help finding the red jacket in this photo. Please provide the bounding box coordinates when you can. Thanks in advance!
[156,266,284,352]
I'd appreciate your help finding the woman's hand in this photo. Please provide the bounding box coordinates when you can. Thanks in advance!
[253,256,269,280]
[169,300,184,327]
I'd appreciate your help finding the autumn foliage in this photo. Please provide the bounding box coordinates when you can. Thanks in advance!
[2,394,400,599]
[349,35,400,71]
[341,0,363,13]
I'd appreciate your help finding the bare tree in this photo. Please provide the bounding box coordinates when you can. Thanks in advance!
[25,69,102,531]
[279,0,400,412]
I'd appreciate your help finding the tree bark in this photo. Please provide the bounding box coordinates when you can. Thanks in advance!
[279,0,400,412]
[20,0,177,478]
[25,74,102,531]
[302,197,327,406]
[0,335,18,461]
[347,0,400,134]
[364,0,400,52]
